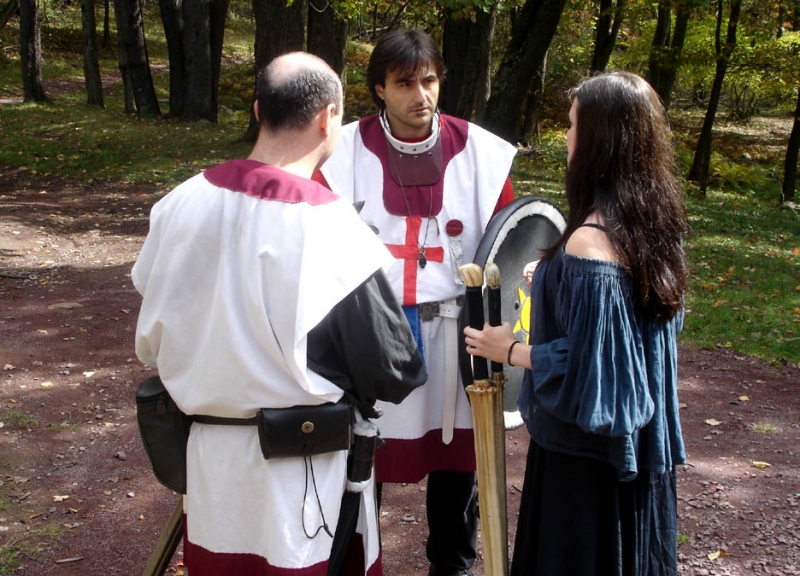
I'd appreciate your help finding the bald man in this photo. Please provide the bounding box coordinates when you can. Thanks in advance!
[133,52,425,576]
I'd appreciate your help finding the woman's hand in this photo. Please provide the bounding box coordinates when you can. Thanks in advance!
[523,260,539,288]
[463,322,516,365]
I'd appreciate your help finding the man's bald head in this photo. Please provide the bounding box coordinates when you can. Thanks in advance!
[255,52,343,132]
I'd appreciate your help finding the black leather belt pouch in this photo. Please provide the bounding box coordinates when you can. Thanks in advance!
[135,375,190,494]
[257,401,353,460]
[347,433,377,483]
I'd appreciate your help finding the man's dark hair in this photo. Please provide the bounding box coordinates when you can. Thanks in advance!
[255,55,342,131]
[366,29,446,110]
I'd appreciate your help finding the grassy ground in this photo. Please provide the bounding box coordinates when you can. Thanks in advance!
[1,16,799,366]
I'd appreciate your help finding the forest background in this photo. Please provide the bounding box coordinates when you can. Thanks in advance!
[2,0,799,366]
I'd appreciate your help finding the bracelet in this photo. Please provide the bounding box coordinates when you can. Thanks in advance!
[507,341,520,366]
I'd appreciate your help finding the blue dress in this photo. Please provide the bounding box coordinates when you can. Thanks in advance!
[511,247,686,576]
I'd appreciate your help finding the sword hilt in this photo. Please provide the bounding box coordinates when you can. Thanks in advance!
[484,262,503,375]
[459,263,489,382]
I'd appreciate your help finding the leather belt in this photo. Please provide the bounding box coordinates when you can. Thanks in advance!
[418,295,465,322]
[193,415,258,425]
[416,295,465,444]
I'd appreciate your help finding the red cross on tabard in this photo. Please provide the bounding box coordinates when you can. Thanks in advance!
[386,216,444,306]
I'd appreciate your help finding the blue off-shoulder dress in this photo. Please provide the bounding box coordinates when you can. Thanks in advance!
[510,247,686,576]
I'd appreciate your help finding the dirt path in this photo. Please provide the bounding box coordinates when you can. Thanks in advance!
[1,174,799,575]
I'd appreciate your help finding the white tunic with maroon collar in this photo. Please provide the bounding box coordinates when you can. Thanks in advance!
[133,159,391,575]
[320,114,517,483]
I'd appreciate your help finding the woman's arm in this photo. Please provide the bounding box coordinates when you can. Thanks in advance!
[463,322,532,369]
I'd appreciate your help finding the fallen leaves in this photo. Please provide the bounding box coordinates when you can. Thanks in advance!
[53,495,70,502]
[751,461,772,469]
[55,557,84,564]
[705,419,722,426]
[707,550,727,560]
[47,302,84,310]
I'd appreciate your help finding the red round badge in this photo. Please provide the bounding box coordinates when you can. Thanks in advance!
[446,219,463,236]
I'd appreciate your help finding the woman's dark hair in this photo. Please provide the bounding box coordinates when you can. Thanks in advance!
[256,54,341,131]
[546,71,689,321]
[366,29,446,109]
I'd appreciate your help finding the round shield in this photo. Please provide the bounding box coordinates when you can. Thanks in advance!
[459,195,566,429]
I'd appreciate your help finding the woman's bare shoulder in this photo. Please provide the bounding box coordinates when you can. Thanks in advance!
[565,225,619,262]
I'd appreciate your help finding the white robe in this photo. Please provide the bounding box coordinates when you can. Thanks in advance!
[133,160,391,574]
[320,115,517,483]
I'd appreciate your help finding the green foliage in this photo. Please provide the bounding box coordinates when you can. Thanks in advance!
[510,130,568,204]
[726,30,800,114]
[0,4,255,187]
[750,422,778,434]
[607,3,800,117]
[344,41,378,121]
[1,409,40,429]
[514,110,800,366]
[682,192,799,364]
[0,525,62,574]
[0,95,252,186]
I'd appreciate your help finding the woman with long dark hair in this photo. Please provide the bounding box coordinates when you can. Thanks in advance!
[465,71,689,575]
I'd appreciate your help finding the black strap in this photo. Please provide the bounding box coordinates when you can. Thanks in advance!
[192,415,258,426]
[580,223,624,248]
[579,222,612,234]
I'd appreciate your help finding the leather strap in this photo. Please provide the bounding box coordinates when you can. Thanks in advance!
[437,298,463,445]
[192,415,258,426]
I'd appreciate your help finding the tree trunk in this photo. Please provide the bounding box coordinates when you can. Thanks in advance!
[208,0,228,116]
[159,0,186,117]
[788,0,800,32]
[458,8,495,123]
[244,0,305,140]
[658,3,690,111]
[647,0,690,111]
[483,0,567,142]
[19,0,46,102]
[112,0,134,113]
[590,0,626,73]
[688,0,742,193]
[81,0,104,107]
[441,9,472,117]
[182,0,213,121]
[782,82,800,204]
[1,0,19,31]
[114,0,160,116]
[523,51,547,143]
[646,3,671,91]
[103,0,110,47]
[307,0,348,84]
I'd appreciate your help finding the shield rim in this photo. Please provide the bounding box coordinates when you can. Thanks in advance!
[462,195,567,429]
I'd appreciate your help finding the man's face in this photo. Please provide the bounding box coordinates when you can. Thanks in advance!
[375,65,440,139]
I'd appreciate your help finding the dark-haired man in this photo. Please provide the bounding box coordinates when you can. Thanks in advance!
[317,30,517,576]
[133,52,425,576]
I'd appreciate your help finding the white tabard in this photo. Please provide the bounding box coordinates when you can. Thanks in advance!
[133,160,392,575]
[320,115,517,483]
